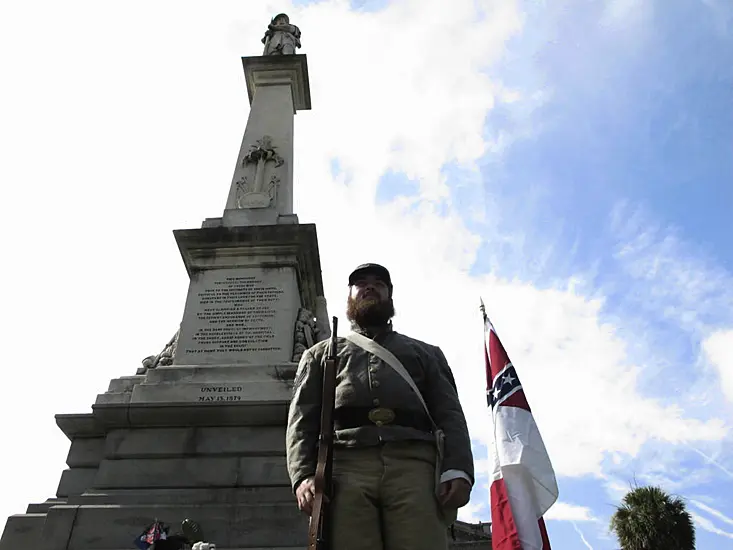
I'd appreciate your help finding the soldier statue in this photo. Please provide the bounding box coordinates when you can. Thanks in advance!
[286,263,474,550]
[262,13,301,56]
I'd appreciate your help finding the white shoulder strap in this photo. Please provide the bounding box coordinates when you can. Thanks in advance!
[344,331,437,429]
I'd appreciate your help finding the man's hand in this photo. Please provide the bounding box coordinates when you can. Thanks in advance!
[295,477,329,515]
[438,478,471,509]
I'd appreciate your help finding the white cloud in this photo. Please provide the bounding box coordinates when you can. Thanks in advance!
[545,502,597,523]
[293,0,524,204]
[703,330,733,403]
[457,499,489,524]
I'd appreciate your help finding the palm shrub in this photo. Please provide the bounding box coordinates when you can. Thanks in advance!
[610,485,695,550]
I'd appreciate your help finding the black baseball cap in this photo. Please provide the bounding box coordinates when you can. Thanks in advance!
[348,263,392,290]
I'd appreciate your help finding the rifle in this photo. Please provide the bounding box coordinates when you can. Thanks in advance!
[307,316,339,550]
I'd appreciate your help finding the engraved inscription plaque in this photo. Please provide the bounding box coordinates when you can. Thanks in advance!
[198,385,244,402]
[174,267,300,365]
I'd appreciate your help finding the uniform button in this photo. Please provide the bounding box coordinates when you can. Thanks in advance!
[372,380,380,388]
[373,398,380,406]
[369,366,378,374]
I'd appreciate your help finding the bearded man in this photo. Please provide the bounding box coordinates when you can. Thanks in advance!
[286,263,474,550]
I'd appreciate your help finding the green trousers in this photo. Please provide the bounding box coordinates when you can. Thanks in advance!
[329,440,451,550]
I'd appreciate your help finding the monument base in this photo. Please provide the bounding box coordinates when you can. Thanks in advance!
[0,222,328,550]
[0,386,309,550]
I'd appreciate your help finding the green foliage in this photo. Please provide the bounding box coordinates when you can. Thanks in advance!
[610,485,695,550]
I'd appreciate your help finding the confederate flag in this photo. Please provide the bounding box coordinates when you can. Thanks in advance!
[481,300,559,550]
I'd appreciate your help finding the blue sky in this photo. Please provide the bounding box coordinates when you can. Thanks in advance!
[472,0,731,547]
[0,1,731,549]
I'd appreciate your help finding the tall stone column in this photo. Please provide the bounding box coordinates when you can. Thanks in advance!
[222,55,311,227]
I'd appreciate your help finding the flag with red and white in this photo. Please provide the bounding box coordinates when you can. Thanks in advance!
[482,301,559,550]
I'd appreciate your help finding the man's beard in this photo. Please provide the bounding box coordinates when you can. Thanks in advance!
[346,295,395,327]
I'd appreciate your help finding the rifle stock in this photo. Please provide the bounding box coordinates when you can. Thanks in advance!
[307,316,339,550]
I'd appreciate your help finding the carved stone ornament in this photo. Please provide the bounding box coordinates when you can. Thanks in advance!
[292,307,315,362]
[235,136,283,209]
[139,328,180,374]
[262,13,301,56]
[235,174,280,209]
[242,136,284,167]
[291,302,331,362]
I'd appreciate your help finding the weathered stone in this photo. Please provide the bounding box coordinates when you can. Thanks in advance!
[26,499,64,514]
[107,375,144,393]
[64,486,294,506]
[56,468,98,498]
[55,413,105,439]
[93,401,290,429]
[94,391,132,405]
[66,437,105,468]
[104,426,285,459]
[59,503,308,550]
[130,379,293,404]
[0,514,44,549]
[40,505,81,550]
[94,456,288,489]
[173,224,324,311]
[175,266,301,366]
[142,363,298,384]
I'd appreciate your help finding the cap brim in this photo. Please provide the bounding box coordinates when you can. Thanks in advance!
[348,265,391,286]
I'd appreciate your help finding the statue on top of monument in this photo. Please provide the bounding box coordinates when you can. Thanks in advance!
[262,13,301,56]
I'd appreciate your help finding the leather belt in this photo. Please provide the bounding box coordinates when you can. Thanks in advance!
[334,406,432,432]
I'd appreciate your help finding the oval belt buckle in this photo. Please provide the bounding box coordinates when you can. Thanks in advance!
[368,407,396,426]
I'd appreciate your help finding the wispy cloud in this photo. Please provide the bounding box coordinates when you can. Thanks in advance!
[690,499,733,527]
[691,512,733,540]
[572,521,596,550]
[685,444,733,481]
[609,201,733,335]
[546,502,597,523]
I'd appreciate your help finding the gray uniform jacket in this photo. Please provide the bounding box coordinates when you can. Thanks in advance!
[286,325,474,492]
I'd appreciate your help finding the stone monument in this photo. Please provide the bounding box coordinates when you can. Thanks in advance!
[0,14,327,550]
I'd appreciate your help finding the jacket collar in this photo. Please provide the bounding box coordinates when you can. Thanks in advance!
[351,321,393,340]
